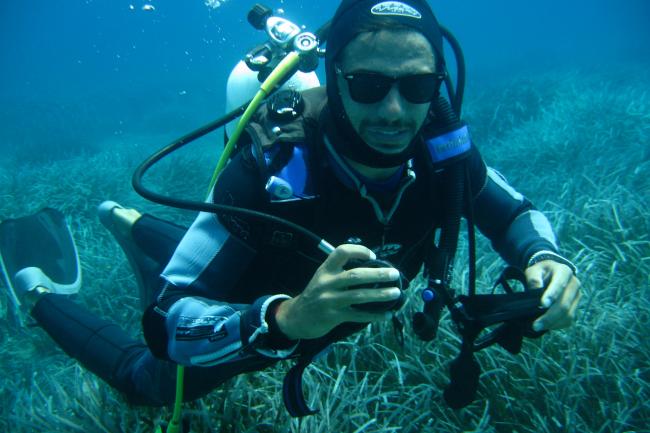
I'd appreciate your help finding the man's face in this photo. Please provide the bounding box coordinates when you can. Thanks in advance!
[336,29,436,155]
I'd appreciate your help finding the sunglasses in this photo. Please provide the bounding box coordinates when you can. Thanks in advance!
[337,66,446,104]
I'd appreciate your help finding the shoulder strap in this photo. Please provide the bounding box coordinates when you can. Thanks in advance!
[412,150,473,341]
[411,94,478,341]
[238,87,328,203]
[244,86,328,150]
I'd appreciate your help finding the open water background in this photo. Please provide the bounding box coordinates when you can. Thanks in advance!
[1,0,648,159]
[1,2,649,432]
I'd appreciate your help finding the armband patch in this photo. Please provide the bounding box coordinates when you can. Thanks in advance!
[425,125,471,163]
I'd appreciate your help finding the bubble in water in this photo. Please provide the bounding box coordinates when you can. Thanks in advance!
[142,4,155,11]
[205,0,223,9]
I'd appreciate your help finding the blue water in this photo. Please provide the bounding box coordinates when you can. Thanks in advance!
[0,0,648,157]
[0,3,648,431]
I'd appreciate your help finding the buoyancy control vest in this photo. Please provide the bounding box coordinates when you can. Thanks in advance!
[129,4,563,427]
[238,87,550,416]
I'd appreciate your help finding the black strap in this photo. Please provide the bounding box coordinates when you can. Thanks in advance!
[437,161,465,287]
[454,267,547,350]
[464,162,477,297]
[412,157,468,341]
[413,96,478,338]
[443,342,480,409]
[282,322,367,417]
[442,267,549,409]
[283,358,319,417]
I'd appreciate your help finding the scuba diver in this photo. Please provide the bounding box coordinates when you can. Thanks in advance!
[1,0,581,421]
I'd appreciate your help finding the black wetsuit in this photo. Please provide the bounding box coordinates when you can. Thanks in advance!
[31,88,560,406]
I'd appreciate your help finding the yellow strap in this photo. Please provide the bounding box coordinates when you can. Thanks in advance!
[207,51,301,194]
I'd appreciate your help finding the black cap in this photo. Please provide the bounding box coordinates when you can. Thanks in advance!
[326,0,444,70]
[324,0,445,168]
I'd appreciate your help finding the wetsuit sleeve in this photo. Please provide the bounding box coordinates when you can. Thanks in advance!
[142,149,299,367]
[467,146,561,269]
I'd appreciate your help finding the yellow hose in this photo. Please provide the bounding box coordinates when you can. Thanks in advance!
[207,51,301,193]
[166,365,185,433]
[156,51,303,433]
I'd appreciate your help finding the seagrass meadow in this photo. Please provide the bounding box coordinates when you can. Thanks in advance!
[0,67,648,433]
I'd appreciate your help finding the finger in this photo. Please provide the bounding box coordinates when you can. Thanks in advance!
[330,266,400,290]
[568,289,582,318]
[341,308,394,324]
[535,277,579,329]
[539,267,572,308]
[557,276,581,311]
[323,244,376,272]
[525,265,548,290]
[333,286,402,307]
[548,290,583,329]
[533,277,580,330]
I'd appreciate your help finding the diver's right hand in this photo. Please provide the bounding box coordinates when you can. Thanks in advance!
[274,244,402,340]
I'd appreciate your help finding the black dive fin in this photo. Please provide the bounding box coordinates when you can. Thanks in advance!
[0,208,81,325]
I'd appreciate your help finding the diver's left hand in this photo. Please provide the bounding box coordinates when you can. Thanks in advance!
[525,260,581,331]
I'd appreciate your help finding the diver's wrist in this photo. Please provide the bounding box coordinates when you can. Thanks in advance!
[527,250,577,275]
[273,298,300,341]
[266,298,297,345]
